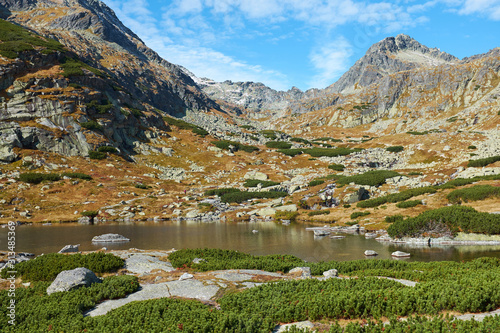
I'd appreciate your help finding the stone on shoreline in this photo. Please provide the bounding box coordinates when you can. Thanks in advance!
[364,250,378,256]
[58,244,80,253]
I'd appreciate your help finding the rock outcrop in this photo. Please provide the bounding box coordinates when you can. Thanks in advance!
[46,267,101,294]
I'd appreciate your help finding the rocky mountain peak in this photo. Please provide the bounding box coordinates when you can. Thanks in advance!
[327,34,458,94]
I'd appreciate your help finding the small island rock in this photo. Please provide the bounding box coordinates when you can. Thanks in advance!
[92,233,130,243]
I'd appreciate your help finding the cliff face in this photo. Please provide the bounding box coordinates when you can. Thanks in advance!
[0,0,219,117]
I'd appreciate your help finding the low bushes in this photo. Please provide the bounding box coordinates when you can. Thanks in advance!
[277,147,361,157]
[204,188,240,196]
[446,185,500,204]
[385,214,405,223]
[275,211,299,221]
[351,211,370,219]
[308,179,325,187]
[328,163,345,171]
[387,205,500,238]
[467,155,500,167]
[97,146,118,153]
[265,141,292,149]
[80,120,102,131]
[308,210,330,217]
[19,172,92,184]
[243,179,280,188]
[220,190,287,203]
[396,200,422,208]
[212,140,259,153]
[19,172,60,184]
[357,186,436,208]
[336,170,401,187]
[385,146,404,153]
[168,248,304,272]
[88,151,106,160]
[163,116,209,137]
[1,252,124,281]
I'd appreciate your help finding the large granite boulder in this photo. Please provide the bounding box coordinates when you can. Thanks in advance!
[92,233,130,242]
[46,267,101,295]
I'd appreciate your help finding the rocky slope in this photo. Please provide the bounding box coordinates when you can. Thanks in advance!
[0,0,219,117]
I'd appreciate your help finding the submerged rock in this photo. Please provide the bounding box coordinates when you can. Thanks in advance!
[47,267,101,295]
[364,250,378,256]
[92,233,130,242]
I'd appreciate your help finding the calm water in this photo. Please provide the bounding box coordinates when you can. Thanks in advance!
[1,221,500,262]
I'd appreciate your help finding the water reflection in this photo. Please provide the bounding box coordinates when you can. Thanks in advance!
[0,221,499,262]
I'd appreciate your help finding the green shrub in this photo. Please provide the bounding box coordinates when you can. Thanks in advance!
[60,57,103,77]
[468,145,477,149]
[88,151,106,160]
[163,116,208,137]
[168,248,303,272]
[134,183,151,189]
[61,172,92,180]
[80,120,103,131]
[265,141,292,149]
[336,170,400,187]
[1,252,124,281]
[308,210,330,217]
[212,140,258,153]
[259,130,284,140]
[357,186,436,208]
[313,137,342,142]
[81,210,99,218]
[385,214,405,223]
[467,155,500,167]
[275,211,299,221]
[396,200,422,208]
[97,146,118,153]
[18,172,61,184]
[276,148,303,156]
[244,179,280,188]
[328,163,345,171]
[239,124,255,130]
[204,188,241,196]
[343,204,351,208]
[385,146,404,153]
[350,211,370,219]
[408,171,423,176]
[220,190,287,203]
[0,19,65,58]
[387,205,500,238]
[407,131,429,135]
[446,185,500,204]
[86,99,113,114]
[290,137,312,145]
[308,179,325,187]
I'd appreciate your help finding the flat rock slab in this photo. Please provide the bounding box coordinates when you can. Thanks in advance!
[455,308,500,322]
[378,276,418,287]
[86,283,170,317]
[274,321,314,333]
[87,280,219,317]
[213,272,254,282]
[165,279,219,301]
[125,254,175,274]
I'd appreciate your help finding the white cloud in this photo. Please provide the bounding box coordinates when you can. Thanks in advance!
[308,37,353,89]
[458,0,500,19]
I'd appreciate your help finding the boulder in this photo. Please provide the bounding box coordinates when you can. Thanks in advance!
[244,171,268,181]
[92,233,130,243]
[179,273,194,281]
[323,269,338,279]
[58,244,80,253]
[364,250,378,256]
[392,251,411,257]
[289,267,311,279]
[256,207,276,216]
[46,267,101,295]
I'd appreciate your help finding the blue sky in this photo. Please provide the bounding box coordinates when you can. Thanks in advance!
[103,0,500,91]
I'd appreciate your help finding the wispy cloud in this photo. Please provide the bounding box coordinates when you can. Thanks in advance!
[308,37,353,89]
[458,0,500,20]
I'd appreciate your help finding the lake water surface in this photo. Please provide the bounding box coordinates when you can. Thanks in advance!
[1,221,500,262]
